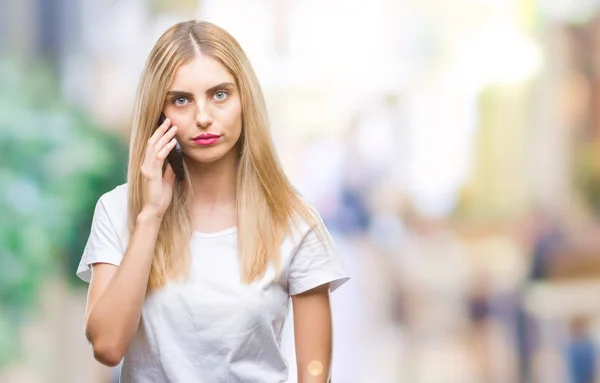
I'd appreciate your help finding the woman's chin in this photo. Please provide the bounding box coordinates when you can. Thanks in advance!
[184,149,234,166]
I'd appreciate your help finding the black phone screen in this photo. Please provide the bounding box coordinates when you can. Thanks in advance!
[158,113,184,182]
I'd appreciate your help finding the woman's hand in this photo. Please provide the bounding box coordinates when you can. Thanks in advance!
[140,117,178,218]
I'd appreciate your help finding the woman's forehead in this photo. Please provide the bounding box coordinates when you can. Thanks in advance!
[170,54,235,91]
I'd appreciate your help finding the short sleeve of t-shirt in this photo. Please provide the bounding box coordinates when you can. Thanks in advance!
[76,185,128,283]
[287,226,349,296]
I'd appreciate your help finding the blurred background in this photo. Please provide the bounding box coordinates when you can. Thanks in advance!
[3,0,600,382]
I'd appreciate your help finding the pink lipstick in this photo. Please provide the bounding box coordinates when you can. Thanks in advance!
[192,133,221,146]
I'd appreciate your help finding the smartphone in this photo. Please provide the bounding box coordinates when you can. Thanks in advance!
[158,113,184,182]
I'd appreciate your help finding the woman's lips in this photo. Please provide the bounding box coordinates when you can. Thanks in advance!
[192,133,221,146]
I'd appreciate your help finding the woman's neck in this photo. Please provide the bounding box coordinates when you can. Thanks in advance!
[185,151,237,208]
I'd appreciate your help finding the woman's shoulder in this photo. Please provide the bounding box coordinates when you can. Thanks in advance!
[287,196,329,243]
[97,183,128,208]
[93,183,129,227]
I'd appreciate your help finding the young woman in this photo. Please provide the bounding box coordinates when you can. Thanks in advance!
[76,20,348,382]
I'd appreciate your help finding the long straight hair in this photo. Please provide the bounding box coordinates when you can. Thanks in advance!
[127,20,325,289]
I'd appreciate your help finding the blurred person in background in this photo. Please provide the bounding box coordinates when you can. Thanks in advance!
[75,20,348,383]
[566,316,597,383]
[516,209,566,382]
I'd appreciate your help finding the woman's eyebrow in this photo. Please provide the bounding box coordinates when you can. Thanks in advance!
[166,90,194,98]
[204,82,236,95]
[167,82,236,98]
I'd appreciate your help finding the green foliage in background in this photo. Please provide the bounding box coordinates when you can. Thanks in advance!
[0,58,128,367]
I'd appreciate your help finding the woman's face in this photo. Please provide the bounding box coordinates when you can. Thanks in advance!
[163,53,242,165]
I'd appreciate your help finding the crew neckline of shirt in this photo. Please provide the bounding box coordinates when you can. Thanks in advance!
[192,227,238,239]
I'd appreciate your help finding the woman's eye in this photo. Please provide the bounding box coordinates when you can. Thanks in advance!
[173,97,189,106]
[213,91,228,101]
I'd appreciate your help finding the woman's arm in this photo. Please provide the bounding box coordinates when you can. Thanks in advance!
[292,283,333,383]
[84,211,162,366]
[84,117,178,367]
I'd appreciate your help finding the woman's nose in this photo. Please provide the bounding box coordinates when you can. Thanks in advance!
[195,105,213,128]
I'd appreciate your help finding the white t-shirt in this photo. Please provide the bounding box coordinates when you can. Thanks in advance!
[76,184,349,383]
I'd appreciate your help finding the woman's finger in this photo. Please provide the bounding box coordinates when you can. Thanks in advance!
[147,117,171,147]
[157,138,178,160]
[155,126,178,152]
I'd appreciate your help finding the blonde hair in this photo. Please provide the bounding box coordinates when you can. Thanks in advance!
[127,20,325,289]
